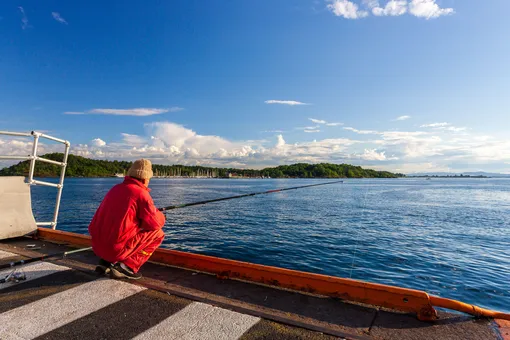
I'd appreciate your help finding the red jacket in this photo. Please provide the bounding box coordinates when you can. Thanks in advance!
[88,176,165,263]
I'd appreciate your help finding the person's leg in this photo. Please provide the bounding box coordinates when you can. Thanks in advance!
[120,229,165,273]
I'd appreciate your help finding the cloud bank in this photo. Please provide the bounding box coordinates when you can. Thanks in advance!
[328,0,454,19]
[1,120,508,174]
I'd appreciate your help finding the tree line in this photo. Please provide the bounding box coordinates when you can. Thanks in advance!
[0,153,405,178]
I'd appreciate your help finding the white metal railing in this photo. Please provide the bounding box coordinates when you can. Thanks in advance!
[0,130,70,229]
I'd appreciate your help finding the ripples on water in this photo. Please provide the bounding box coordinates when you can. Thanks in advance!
[31,178,510,312]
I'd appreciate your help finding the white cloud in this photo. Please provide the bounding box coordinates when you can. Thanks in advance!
[421,122,450,128]
[327,0,369,19]
[62,122,254,166]
[89,107,182,116]
[145,122,258,160]
[298,123,335,133]
[265,100,309,106]
[378,131,429,144]
[343,127,379,134]
[262,130,285,133]
[340,0,455,19]
[372,0,408,16]
[408,0,454,19]
[309,118,343,126]
[276,134,286,148]
[51,12,68,24]
[445,126,467,132]
[0,136,69,168]
[363,0,380,8]
[0,138,33,156]
[18,7,29,30]
[121,133,147,147]
[309,118,327,124]
[64,107,183,116]
[396,115,411,121]
[298,125,322,133]
[44,123,360,168]
[420,122,466,133]
[91,138,106,147]
[360,149,392,161]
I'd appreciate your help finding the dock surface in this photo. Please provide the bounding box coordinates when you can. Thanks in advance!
[0,238,506,340]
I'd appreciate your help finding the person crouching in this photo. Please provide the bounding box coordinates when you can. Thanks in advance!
[88,159,165,279]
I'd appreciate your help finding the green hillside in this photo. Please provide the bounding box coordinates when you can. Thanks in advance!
[0,153,405,178]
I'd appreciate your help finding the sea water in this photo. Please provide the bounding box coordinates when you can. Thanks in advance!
[31,177,510,313]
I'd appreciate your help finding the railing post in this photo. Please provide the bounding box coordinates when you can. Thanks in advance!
[28,132,40,184]
[52,141,70,229]
[1,130,70,230]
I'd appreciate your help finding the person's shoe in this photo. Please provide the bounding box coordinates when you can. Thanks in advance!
[99,259,112,267]
[110,263,142,280]
[94,259,112,276]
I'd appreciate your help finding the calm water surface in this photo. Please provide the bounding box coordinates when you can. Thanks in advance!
[31,178,510,312]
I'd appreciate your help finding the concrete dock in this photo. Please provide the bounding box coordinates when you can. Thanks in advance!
[0,237,506,340]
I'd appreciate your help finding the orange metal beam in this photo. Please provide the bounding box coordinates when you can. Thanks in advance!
[36,228,91,247]
[430,296,510,320]
[35,228,510,321]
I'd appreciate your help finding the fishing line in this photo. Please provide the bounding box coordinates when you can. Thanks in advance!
[158,181,344,212]
[349,156,371,279]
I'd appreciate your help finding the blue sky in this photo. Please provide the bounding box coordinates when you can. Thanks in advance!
[1,0,509,173]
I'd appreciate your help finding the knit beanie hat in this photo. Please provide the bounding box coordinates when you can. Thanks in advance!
[127,159,153,180]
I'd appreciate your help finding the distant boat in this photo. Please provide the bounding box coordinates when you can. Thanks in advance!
[114,173,124,178]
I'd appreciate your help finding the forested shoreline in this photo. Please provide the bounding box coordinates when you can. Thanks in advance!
[0,153,405,178]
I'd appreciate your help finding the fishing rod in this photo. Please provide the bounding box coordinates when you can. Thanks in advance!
[0,247,93,275]
[158,180,343,212]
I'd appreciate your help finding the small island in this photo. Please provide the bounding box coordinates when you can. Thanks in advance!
[0,153,405,179]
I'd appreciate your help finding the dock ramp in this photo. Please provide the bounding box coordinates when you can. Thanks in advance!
[0,177,37,240]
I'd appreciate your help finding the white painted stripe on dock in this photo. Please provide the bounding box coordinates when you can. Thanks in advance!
[0,261,69,290]
[0,278,146,340]
[180,304,261,340]
[133,302,260,340]
[0,250,16,259]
